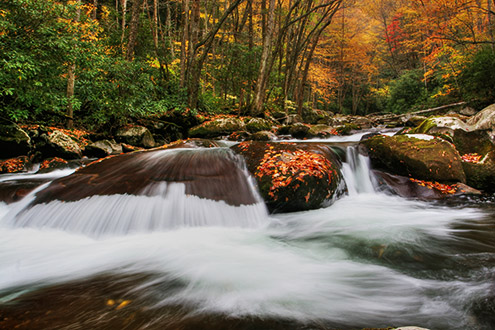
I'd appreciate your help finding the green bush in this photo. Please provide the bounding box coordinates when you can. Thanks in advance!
[387,69,428,113]
[460,47,495,109]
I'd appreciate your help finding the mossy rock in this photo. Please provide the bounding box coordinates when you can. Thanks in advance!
[409,116,470,135]
[248,131,277,141]
[0,119,31,159]
[336,123,360,135]
[360,134,466,183]
[307,124,337,138]
[115,125,155,148]
[463,151,495,192]
[246,118,272,133]
[231,142,342,212]
[288,123,310,139]
[188,117,246,138]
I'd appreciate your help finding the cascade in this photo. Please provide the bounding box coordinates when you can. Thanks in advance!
[5,148,268,237]
[341,146,376,195]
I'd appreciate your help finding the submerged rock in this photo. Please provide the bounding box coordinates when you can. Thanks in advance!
[360,134,466,183]
[29,146,258,207]
[231,142,342,212]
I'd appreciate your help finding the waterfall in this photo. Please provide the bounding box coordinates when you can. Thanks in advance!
[5,148,269,237]
[341,146,376,195]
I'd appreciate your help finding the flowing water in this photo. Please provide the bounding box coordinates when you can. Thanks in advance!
[0,138,494,330]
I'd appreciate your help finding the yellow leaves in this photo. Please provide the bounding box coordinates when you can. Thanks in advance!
[106,299,132,310]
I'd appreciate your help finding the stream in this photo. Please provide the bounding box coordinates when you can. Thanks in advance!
[0,133,494,330]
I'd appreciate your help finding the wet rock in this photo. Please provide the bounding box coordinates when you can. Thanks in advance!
[84,139,123,158]
[188,117,246,138]
[228,131,251,141]
[29,146,258,207]
[288,123,310,139]
[248,131,277,141]
[360,134,466,183]
[0,179,49,204]
[307,124,338,138]
[231,142,342,212]
[0,119,31,159]
[246,118,272,132]
[462,150,495,192]
[37,130,82,160]
[37,157,70,173]
[0,156,29,173]
[375,171,480,200]
[115,125,155,148]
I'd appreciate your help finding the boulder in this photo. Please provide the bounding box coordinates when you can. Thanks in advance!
[248,131,277,141]
[460,106,477,116]
[84,139,123,158]
[307,125,338,138]
[37,130,82,160]
[37,157,69,173]
[231,142,342,212]
[246,118,272,132]
[28,146,259,207]
[409,116,471,136]
[404,115,427,127]
[360,134,466,183]
[467,103,495,135]
[0,156,29,174]
[462,150,495,192]
[115,125,155,148]
[0,119,31,159]
[375,171,480,200]
[289,123,310,139]
[188,117,246,138]
[228,131,251,141]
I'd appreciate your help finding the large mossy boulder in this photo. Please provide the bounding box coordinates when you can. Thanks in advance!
[0,119,31,159]
[231,142,342,212]
[188,117,246,138]
[246,118,272,132]
[360,134,466,183]
[115,125,155,148]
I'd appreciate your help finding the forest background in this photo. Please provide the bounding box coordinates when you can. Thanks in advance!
[1,0,495,130]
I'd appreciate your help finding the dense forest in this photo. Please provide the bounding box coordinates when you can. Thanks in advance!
[1,0,495,129]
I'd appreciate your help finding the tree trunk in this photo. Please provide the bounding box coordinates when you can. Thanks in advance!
[93,0,98,19]
[180,0,190,87]
[126,0,143,60]
[66,0,81,129]
[121,0,127,43]
[251,0,276,116]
